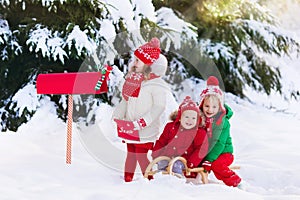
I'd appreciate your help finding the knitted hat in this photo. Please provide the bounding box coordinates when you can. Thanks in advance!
[134,37,161,66]
[199,76,225,111]
[199,76,225,124]
[151,54,168,77]
[175,96,200,124]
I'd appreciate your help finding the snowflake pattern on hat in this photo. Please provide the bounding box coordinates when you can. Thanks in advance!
[134,38,161,65]
[180,96,199,113]
[175,96,200,123]
[199,76,225,111]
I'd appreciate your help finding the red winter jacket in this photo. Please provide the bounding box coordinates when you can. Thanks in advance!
[152,122,208,167]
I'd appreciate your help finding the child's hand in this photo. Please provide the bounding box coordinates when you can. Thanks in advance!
[202,161,212,173]
[187,162,194,168]
[133,118,147,130]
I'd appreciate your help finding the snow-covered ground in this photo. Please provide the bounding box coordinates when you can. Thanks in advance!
[1,1,300,198]
[1,63,300,200]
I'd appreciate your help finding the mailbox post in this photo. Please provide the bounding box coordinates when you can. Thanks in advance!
[36,65,112,164]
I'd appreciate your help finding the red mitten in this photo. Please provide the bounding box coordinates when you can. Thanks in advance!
[132,118,147,130]
[187,161,194,169]
[202,161,212,173]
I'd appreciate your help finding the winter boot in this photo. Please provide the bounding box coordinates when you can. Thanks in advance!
[124,172,134,182]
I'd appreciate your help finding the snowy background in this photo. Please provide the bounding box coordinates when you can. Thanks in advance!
[1,65,300,200]
[1,1,300,200]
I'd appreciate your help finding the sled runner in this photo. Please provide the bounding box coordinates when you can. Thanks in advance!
[144,156,240,184]
[144,156,172,177]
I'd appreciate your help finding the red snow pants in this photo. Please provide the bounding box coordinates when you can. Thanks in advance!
[211,153,241,187]
[124,142,153,182]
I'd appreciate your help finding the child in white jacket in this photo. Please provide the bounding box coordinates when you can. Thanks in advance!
[113,38,171,182]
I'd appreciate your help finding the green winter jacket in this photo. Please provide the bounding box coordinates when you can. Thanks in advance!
[204,104,234,162]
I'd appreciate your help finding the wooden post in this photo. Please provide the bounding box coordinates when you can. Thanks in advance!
[66,95,73,164]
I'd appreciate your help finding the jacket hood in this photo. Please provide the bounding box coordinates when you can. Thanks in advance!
[225,104,233,119]
[150,54,168,77]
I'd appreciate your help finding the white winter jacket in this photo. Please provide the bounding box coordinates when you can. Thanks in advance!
[113,77,171,143]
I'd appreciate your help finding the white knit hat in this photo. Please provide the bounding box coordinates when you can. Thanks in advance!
[199,76,225,113]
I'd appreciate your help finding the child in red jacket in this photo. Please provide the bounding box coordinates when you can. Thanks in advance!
[152,96,208,176]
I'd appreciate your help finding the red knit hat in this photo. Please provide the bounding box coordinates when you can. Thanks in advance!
[207,76,219,86]
[175,96,200,123]
[134,37,161,66]
[180,96,200,113]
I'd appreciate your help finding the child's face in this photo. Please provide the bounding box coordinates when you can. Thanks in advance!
[202,97,220,118]
[132,57,145,73]
[180,110,198,130]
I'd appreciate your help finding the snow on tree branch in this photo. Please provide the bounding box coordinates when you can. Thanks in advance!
[0,18,21,60]
[65,25,96,57]
[156,7,198,50]
[200,39,235,61]
[233,19,300,55]
[26,25,51,58]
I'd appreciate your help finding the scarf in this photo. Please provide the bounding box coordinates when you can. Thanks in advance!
[205,117,214,138]
[122,72,159,101]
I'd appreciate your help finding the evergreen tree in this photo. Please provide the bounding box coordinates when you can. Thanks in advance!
[0,0,167,131]
[153,0,300,97]
[0,0,299,131]
[0,0,108,131]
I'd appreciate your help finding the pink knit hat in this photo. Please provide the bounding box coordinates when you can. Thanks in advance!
[199,76,225,110]
[180,96,200,114]
[175,96,200,123]
[199,76,226,113]
[134,37,161,66]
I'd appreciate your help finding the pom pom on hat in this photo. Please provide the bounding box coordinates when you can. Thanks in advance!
[207,76,219,86]
[149,37,160,48]
[134,37,161,66]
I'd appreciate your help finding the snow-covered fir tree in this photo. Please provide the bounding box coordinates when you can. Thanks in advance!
[0,0,299,131]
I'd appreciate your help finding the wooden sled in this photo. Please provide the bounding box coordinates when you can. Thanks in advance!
[144,156,240,184]
[144,156,171,177]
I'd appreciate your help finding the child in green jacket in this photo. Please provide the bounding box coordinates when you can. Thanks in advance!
[199,76,241,187]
